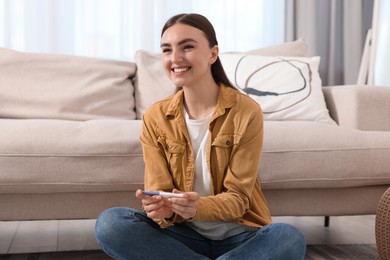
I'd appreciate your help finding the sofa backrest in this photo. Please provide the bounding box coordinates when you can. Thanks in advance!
[0,48,137,120]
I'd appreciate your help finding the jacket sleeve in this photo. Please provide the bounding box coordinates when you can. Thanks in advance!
[140,113,184,227]
[140,114,175,192]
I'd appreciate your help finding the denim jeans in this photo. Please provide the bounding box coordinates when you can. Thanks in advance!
[95,207,306,260]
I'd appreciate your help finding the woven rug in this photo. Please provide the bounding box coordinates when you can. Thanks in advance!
[0,245,379,260]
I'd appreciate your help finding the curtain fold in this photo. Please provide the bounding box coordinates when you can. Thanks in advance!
[286,0,373,86]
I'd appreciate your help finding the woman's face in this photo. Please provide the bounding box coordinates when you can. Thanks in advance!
[160,23,218,88]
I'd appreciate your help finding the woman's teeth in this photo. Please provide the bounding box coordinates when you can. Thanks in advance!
[173,67,189,72]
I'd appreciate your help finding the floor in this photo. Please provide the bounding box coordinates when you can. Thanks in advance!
[0,215,376,255]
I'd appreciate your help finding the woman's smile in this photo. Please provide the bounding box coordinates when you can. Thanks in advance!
[172,66,191,73]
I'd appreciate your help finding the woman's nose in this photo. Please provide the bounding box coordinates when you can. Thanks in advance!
[172,50,183,62]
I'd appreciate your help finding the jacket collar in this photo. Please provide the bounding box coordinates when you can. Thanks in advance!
[165,85,238,119]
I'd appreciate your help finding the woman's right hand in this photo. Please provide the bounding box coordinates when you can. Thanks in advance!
[135,189,174,220]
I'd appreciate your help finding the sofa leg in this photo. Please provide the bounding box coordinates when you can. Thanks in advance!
[324,216,330,227]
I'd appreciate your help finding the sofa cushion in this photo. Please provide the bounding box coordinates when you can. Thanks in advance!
[134,39,309,119]
[233,38,309,57]
[261,121,390,189]
[219,54,335,124]
[324,85,390,131]
[134,50,177,119]
[0,48,137,120]
[0,119,144,193]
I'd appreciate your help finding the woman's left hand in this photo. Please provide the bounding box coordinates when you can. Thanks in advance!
[168,189,200,220]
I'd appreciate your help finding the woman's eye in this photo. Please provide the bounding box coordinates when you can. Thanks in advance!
[162,48,171,53]
[184,45,194,51]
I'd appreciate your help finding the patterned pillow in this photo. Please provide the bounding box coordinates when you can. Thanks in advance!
[220,53,335,124]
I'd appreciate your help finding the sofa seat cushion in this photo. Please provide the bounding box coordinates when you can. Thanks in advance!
[261,121,390,189]
[0,119,144,193]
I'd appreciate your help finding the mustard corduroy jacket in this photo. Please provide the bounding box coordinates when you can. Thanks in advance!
[140,85,272,228]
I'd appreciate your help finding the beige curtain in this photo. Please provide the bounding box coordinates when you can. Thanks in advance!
[285,0,373,86]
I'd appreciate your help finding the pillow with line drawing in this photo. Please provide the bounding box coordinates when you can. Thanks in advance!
[219,53,336,124]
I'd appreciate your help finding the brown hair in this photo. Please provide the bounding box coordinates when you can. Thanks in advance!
[161,13,235,89]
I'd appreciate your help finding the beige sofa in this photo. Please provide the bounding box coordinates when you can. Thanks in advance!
[1,40,390,222]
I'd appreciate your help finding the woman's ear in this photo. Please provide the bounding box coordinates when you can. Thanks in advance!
[210,45,219,64]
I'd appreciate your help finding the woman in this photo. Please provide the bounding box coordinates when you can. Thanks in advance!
[95,13,306,259]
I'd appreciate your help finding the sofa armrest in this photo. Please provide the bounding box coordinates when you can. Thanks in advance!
[323,85,390,131]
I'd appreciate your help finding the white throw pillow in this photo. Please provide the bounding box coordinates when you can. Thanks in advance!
[134,50,177,119]
[219,53,335,124]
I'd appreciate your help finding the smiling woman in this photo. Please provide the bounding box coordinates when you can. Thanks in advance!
[0,0,285,60]
[95,12,306,260]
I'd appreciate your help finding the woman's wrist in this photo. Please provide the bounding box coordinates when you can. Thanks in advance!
[185,210,197,221]
[165,212,175,221]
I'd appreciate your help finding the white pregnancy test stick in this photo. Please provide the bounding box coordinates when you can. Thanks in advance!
[142,191,185,198]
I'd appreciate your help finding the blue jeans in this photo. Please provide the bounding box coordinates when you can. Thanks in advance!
[95,207,306,260]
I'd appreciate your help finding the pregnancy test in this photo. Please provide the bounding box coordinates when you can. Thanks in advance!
[142,191,185,198]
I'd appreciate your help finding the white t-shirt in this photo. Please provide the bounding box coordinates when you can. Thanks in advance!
[184,109,255,240]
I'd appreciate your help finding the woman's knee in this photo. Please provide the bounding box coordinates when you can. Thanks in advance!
[95,207,138,244]
[284,223,305,246]
[269,223,306,258]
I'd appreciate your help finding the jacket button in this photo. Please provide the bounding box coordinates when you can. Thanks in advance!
[238,219,244,223]
[226,140,231,145]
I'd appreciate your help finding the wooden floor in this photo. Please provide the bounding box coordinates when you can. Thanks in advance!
[0,215,376,254]
[273,215,376,245]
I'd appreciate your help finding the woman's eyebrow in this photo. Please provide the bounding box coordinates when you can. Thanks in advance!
[161,38,198,48]
[178,38,198,45]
